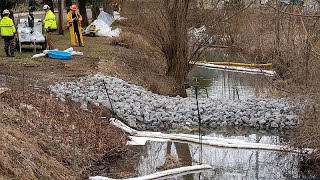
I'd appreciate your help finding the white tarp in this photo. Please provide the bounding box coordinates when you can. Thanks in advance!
[85,11,121,37]
[127,136,169,145]
[85,19,121,37]
[17,19,45,43]
[97,11,115,26]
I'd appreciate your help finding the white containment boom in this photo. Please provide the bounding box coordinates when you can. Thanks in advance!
[110,118,312,153]
[90,164,213,180]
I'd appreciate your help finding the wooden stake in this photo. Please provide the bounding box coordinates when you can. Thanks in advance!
[72,124,77,172]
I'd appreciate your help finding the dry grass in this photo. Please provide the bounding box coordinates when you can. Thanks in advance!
[0,88,127,179]
[291,96,320,176]
[0,100,74,179]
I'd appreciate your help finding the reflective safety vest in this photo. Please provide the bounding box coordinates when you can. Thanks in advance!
[44,10,57,30]
[0,16,16,37]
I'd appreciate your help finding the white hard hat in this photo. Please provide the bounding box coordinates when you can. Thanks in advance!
[2,9,10,15]
[43,4,50,10]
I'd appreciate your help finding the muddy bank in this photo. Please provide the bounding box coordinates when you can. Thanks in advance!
[49,74,301,130]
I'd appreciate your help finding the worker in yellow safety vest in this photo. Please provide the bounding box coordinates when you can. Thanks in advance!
[0,9,16,57]
[67,5,84,47]
[43,4,57,50]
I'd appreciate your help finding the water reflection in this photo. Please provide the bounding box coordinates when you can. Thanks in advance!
[188,66,272,99]
[133,129,306,180]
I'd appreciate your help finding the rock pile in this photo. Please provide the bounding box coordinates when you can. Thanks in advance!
[49,74,300,130]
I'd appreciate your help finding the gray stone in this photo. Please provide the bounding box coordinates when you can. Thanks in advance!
[271,122,279,128]
[49,74,301,130]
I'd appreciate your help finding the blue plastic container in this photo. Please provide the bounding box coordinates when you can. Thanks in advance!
[48,50,72,60]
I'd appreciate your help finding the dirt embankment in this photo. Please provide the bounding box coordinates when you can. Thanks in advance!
[0,23,179,178]
[0,89,127,179]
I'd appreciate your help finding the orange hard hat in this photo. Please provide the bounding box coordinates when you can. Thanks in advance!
[70,5,77,10]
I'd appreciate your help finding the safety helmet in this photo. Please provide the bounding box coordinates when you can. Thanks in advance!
[71,5,77,11]
[43,4,50,10]
[2,9,10,15]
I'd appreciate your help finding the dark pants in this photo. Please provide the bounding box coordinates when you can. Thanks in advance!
[74,27,82,46]
[3,37,15,57]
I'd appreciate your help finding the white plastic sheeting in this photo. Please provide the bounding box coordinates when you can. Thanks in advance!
[86,19,121,37]
[189,25,213,44]
[113,11,121,20]
[97,11,115,26]
[85,11,121,37]
[90,165,213,180]
[127,136,169,145]
[17,19,45,43]
[110,118,312,153]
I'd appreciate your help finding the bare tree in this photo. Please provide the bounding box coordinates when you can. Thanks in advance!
[58,0,64,34]
[78,0,89,26]
[0,0,17,20]
[103,0,113,14]
[91,0,101,20]
[132,0,209,96]
[65,0,72,13]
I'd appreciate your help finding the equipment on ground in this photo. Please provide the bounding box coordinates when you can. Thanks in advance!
[16,0,47,52]
[86,24,99,36]
[48,50,72,60]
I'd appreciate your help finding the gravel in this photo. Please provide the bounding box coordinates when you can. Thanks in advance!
[49,74,301,130]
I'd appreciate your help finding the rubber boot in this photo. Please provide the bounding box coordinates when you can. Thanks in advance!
[5,47,10,57]
[10,48,15,57]
[78,40,84,47]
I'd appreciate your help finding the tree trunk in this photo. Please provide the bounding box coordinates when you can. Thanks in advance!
[78,0,89,26]
[65,0,72,14]
[103,0,113,14]
[91,6,100,21]
[91,0,100,21]
[165,0,190,96]
[0,1,15,21]
[43,0,54,13]
[58,0,64,34]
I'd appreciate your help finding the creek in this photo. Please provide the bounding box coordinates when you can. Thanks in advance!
[95,66,313,179]
[99,50,313,179]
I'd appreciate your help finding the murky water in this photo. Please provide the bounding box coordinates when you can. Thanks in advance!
[187,66,272,100]
[102,50,312,179]
[128,128,308,180]
[114,64,308,179]
[187,48,272,99]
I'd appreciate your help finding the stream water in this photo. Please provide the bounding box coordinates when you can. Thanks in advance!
[100,67,313,180]
[187,66,272,99]
[101,50,314,179]
[131,129,303,180]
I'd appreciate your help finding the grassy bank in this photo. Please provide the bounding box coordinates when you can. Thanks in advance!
[0,23,180,178]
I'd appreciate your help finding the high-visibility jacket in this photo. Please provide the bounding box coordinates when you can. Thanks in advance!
[0,16,16,37]
[44,10,57,30]
[66,11,84,45]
